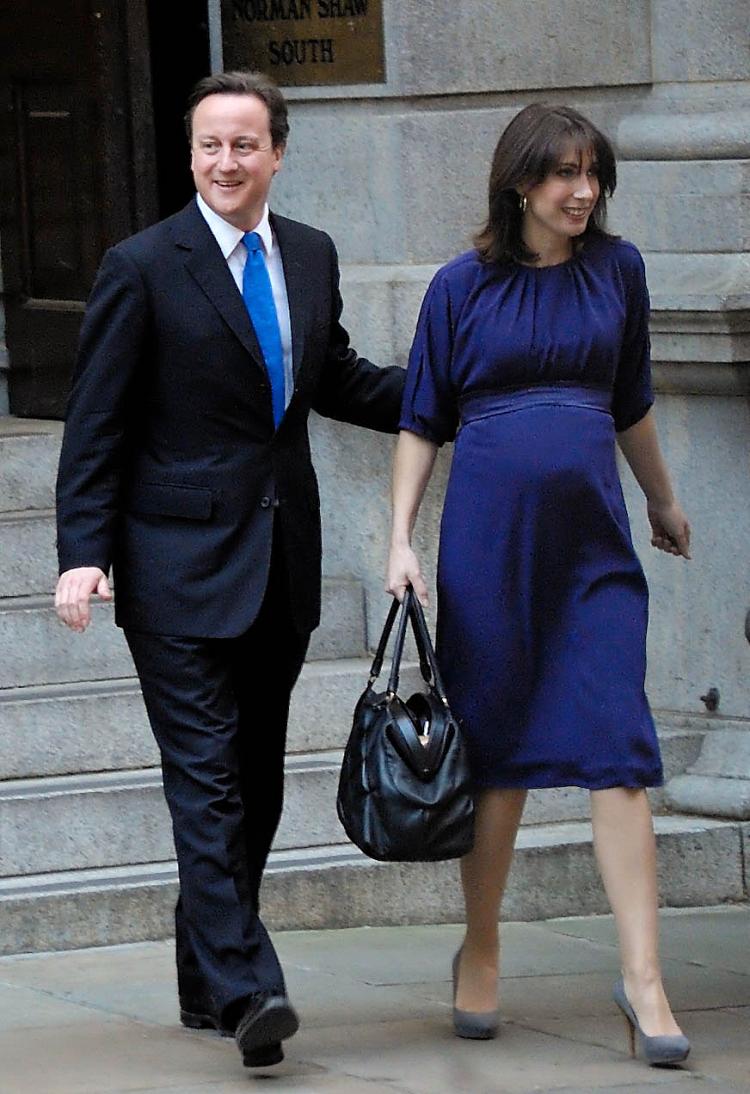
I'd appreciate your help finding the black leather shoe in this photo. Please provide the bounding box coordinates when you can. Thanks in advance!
[235,993,299,1063]
[180,1007,233,1038]
[243,1041,284,1068]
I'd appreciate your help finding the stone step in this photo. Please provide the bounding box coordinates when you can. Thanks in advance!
[0,753,347,878]
[0,596,136,690]
[0,421,62,514]
[0,579,366,689]
[651,709,750,736]
[0,661,424,780]
[0,508,394,606]
[0,679,155,780]
[0,657,702,790]
[0,510,58,597]
[0,723,709,879]
[0,816,743,956]
[264,816,747,930]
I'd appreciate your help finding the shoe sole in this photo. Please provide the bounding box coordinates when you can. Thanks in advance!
[648,1048,691,1068]
[180,1009,233,1038]
[453,1022,498,1040]
[243,1043,284,1068]
[236,998,299,1055]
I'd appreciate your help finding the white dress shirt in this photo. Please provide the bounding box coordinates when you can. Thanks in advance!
[196,194,293,411]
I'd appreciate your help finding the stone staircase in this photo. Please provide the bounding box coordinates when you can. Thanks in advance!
[0,419,746,955]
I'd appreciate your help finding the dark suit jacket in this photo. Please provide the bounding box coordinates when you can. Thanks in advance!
[56,199,403,638]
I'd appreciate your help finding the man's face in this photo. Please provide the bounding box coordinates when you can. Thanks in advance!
[190,93,283,230]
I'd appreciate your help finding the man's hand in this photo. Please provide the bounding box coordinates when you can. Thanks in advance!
[55,567,112,632]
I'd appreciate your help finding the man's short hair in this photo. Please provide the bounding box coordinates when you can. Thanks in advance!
[185,71,289,148]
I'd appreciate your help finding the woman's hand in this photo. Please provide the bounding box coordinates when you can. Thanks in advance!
[617,411,691,559]
[647,499,691,559]
[386,543,430,605]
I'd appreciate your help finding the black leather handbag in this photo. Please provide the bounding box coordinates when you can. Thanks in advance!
[336,587,475,862]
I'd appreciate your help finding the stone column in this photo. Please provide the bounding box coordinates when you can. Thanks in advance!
[608,1,750,816]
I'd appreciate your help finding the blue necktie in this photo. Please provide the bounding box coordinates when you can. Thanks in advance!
[241,231,285,428]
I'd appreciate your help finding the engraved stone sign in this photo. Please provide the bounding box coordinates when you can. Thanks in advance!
[221,0,385,87]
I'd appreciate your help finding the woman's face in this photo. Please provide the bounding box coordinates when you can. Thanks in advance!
[521,143,600,249]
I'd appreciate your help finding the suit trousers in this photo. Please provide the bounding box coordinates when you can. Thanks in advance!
[124,528,310,1025]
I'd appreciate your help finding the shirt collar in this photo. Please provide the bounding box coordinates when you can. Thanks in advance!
[196,194,274,258]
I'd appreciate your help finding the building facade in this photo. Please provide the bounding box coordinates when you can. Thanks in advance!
[0,1,747,949]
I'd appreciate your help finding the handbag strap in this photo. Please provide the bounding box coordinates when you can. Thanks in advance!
[385,590,413,696]
[387,586,447,701]
[400,587,434,686]
[407,592,450,707]
[367,594,402,685]
[368,588,441,694]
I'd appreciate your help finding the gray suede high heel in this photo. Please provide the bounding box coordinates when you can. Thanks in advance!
[451,950,499,1040]
[613,978,690,1066]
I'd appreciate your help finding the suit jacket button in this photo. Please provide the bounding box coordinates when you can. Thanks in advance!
[260,496,272,509]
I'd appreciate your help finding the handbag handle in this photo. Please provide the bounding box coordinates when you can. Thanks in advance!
[387,589,450,704]
[407,592,450,707]
[385,587,448,702]
[385,590,413,696]
[368,588,433,689]
[367,594,401,685]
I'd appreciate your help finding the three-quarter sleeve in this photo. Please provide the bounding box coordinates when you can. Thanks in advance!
[611,245,654,433]
[399,271,459,445]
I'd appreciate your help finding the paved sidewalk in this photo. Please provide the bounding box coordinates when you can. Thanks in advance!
[0,905,748,1094]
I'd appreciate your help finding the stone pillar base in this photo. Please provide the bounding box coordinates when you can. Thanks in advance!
[666,730,750,819]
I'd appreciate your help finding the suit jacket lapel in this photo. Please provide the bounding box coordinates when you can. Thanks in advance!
[171,200,267,374]
[271,212,308,381]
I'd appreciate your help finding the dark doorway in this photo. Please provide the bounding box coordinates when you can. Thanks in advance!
[0,0,210,418]
[147,0,211,218]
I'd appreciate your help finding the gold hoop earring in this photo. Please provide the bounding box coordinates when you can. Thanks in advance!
[519,194,528,214]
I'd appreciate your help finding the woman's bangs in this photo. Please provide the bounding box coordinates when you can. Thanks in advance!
[534,125,598,181]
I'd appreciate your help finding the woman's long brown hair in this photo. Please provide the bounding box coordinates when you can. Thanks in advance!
[474,103,617,265]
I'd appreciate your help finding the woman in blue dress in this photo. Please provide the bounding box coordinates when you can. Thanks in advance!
[387,105,692,1065]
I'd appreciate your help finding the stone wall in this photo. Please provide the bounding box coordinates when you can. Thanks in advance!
[268,0,750,728]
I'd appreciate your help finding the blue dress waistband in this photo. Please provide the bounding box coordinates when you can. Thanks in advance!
[459,383,612,426]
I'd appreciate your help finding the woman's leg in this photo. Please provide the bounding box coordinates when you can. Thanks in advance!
[455,788,527,1012]
[590,787,683,1037]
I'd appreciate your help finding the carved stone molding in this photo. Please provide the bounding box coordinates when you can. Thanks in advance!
[617,110,750,161]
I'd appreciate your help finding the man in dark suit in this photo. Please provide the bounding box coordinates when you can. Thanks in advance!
[55,70,403,1068]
